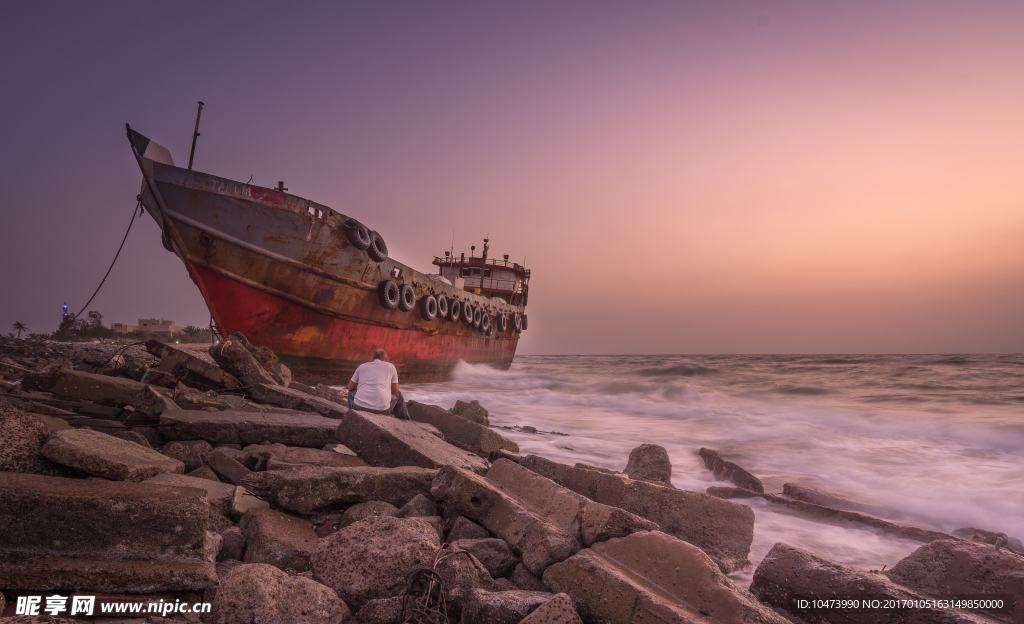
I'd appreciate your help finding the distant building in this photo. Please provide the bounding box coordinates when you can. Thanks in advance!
[111,318,182,335]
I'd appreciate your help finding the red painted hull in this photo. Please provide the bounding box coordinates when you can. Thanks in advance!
[189,262,517,384]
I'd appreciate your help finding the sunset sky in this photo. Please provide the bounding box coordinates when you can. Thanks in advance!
[2,2,1022,354]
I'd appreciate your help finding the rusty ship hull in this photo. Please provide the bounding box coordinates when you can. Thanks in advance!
[128,129,525,384]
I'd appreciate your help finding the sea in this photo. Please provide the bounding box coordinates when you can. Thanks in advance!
[403,354,1024,587]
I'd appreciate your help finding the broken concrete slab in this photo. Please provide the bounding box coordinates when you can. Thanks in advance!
[145,339,241,389]
[520,454,754,574]
[22,368,147,405]
[242,466,437,515]
[41,428,185,481]
[699,448,764,493]
[132,384,182,418]
[624,443,672,484]
[407,400,519,457]
[886,539,1024,624]
[486,458,658,547]
[160,440,211,471]
[454,538,518,578]
[256,445,368,470]
[253,383,348,419]
[708,487,956,544]
[159,410,339,447]
[0,472,215,592]
[335,409,489,473]
[207,448,252,485]
[396,493,438,518]
[431,464,581,576]
[340,501,399,527]
[232,485,269,520]
[146,472,237,517]
[752,542,995,624]
[546,531,790,624]
[209,333,282,388]
[239,508,319,572]
[783,482,895,517]
[449,515,490,541]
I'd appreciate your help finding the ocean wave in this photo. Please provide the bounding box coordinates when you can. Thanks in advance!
[775,385,830,396]
[638,363,718,377]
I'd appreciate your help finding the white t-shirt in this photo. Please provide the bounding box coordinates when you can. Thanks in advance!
[350,360,399,411]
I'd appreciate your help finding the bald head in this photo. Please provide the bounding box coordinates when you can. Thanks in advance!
[372,348,387,361]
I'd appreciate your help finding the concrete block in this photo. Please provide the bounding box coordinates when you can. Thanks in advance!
[159,410,339,447]
[239,508,319,572]
[41,428,185,481]
[407,400,518,457]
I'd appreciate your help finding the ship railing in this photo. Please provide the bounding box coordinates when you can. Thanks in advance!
[433,256,530,275]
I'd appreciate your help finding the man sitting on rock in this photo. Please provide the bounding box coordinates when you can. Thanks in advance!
[347,348,410,420]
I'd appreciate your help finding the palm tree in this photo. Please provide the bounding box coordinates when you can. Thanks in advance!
[11,322,27,338]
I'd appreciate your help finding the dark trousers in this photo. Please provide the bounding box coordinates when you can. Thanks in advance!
[348,391,410,420]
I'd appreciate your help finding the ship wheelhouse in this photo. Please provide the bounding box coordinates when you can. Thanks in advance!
[432,244,530,306]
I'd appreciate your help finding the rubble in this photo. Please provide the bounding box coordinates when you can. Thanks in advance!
[145,339,241,389]
[340,500,400,527]
[0,398,71,476]
[238,507,319,572]
[159,409,339,447]
[460,588,553,624]
[453,538,518,578]
[699,447,765,493]
[407,400,519,457]
[336,409,489,473]
[752,542,997,624]
[146,472,236,516]
[22,367,148,405]
[518,592,584,624]
[624,443,672,484]
[311,515,441,609]
[519,454,755,573]
[546,531,790,624]
[252,382,348,419]
[243,465,437,514]
[453,399,490,426]
[0,472,216,592]
[209,332,288,388]
[213,562,350,624]
[41,428,185,481]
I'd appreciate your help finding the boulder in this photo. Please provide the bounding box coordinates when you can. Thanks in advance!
[336,409,489,473]
[311,516,441,609]
[243,466,437,515]
[520,454,754,574]
[453,399,490,426]
[461,589,553,624]
[146,472,237,517]
[752,542,993,624]
[206,448,252,485]
[0,472,215,592]
[41,428,185,481]
[953,527,1024,553]
[886,539,1024,624]
[145,339,241,390]
[160,409,339,447]
[219,526,245,561]
[161,440,211,472]
[239,508,319,572]
[253,383,348,419]
[396,493,438,518]
[698,448,764,493]
[624,443,672,484]
[454,538,518,578]
[449,515,490,541]
[112,429,152,447]
[22,367,147,404]
[0,397,70,476]
[340,501,400,527]
[28,412,74,433]
[209,332,284,387]
[547,531,789,624]
[213,563,350,624]
[407,400,518,457]
[209,512,236,534]
[519,593,584,624]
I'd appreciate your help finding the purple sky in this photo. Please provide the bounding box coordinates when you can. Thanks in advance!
[2,2,1022,354]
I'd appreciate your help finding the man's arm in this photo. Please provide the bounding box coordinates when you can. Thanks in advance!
[348,381,358,392]
[391,382,399,394]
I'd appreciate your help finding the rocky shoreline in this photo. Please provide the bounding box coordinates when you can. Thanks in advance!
[1,334,1021,623]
